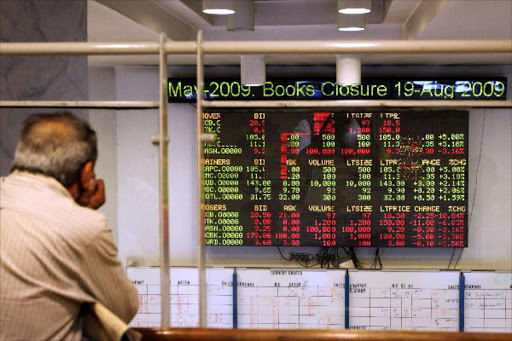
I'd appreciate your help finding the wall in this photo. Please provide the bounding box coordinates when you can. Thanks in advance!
[114,65,511,270]
[0,0,88,175]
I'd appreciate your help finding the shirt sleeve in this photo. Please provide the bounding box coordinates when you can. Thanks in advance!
[80,229,139,323]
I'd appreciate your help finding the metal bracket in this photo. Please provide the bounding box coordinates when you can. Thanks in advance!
[151,135,170,145]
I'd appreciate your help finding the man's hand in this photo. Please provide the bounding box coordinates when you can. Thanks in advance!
[78,178,105,210]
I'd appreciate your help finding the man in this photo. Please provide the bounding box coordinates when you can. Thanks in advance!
[0,112,139,340]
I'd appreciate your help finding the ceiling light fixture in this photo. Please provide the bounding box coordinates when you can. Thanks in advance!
[202,0,235,15]
[337,0,371,14]
[241,55,266,87]
[227,0,254,31]
[336,55,361,85]
[337,13,365,31]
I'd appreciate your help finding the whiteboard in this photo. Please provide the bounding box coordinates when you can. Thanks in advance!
[126,267,512,333]
[464,272,512,333]
[236,269,345,329]
[349,271,459,331]
[127,267,233,328]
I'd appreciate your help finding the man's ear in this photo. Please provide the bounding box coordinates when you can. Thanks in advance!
[80,161,95,190]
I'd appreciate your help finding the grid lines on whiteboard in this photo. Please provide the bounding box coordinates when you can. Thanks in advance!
[238,285,345,329]
[464,273,512,333]
[349,271,459,331]
[237,269,345,330]
[127,267,233,328]
[127,267,512,333]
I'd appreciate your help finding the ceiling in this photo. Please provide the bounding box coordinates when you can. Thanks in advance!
[87,0,512,66]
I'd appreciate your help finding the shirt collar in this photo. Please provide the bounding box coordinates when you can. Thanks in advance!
[6,170,74,201]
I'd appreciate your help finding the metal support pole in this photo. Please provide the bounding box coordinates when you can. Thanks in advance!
[1,40,510,55]
[199,40,512,55]
[2,100,510,110]
[202,100,512,109]
[196,30,208,328]
[0,100,159,109]
[158,33,171,328]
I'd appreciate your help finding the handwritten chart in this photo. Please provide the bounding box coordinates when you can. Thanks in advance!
[236,269,345,329]
[349,271,459,331]
[127,267,233,328]
[464,272,512,333]
[127,267,512,334]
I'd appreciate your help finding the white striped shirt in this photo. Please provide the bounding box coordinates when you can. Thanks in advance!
[0,171,138,340]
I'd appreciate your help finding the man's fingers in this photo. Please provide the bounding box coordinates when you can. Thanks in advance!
[89,179,106,209]
[87,178,96,191]
[95,179,105,198]
[77,179,106,210]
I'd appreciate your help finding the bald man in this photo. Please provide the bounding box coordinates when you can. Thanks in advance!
[0,112,138,340]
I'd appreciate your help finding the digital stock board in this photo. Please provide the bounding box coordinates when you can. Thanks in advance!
[202,109,469,247]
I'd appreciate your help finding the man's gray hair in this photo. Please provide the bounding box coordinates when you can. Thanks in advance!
[12,112,98,186]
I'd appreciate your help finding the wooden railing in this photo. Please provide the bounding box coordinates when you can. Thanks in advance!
[134,328,512,341]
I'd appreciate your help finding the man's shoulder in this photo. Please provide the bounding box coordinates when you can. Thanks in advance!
[65,205,112,250]
[1,172,110,244]
[66,202,108,231]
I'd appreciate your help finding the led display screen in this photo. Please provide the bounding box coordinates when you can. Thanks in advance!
[203,109,468,247]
